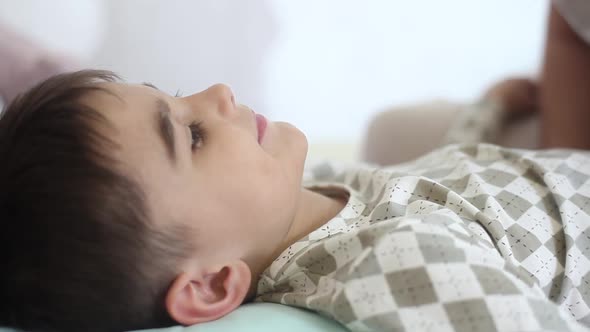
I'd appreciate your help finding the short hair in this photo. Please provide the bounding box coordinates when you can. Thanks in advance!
[0,70,194,332]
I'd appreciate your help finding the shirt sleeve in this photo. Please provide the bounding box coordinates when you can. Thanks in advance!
[553,0,590,44]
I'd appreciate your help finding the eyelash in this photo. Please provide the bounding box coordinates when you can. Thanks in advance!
[189,122,205,151]
[173,89,204,151]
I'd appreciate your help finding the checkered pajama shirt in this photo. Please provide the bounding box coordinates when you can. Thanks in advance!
[255,144,590,332]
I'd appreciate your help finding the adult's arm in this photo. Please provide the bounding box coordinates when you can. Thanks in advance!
[539,4,590,149]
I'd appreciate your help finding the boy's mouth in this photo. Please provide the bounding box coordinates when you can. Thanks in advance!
[255,112,267,144]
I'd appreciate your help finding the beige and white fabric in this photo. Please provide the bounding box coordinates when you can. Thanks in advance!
[257,144,590,331]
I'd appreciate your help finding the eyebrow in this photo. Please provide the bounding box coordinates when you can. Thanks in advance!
[155,99,177,165]
[142,82,178,165]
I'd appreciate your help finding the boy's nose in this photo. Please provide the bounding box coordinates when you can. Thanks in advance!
[203,83,236,116]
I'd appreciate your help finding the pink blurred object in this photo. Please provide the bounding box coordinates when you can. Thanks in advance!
[0,21,79,104]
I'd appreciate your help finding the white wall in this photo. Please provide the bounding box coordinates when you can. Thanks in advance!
[267,1,549,142]
[0,0,106,58]
[0,0,550,144]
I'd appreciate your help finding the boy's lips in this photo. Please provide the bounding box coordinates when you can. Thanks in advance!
[255,112,267,144]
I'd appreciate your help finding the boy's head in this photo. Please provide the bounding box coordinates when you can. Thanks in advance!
[0,70,308,332]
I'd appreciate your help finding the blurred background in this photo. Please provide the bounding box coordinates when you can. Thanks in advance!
[0,0,549,160]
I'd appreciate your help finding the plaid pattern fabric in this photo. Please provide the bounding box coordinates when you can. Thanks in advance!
[443,99,504,145]
[256,144,590,332]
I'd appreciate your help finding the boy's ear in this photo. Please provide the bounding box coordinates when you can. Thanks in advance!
[165,260,252,326]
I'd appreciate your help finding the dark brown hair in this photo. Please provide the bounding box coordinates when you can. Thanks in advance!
[0,70,194,332]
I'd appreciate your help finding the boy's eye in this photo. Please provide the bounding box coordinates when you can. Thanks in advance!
[189,122,205,151]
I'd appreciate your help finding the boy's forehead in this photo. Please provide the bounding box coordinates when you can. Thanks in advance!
[104,82,157,94]
[100,82,155,100]
[83,82,158,113]
[84,82,172,173]
[79,82,160,146]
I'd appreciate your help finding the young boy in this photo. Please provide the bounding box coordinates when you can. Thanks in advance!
[1,70,589,332]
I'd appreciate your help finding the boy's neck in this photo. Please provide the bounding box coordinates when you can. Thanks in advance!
[246,187,347,298]
[283,187,348,249]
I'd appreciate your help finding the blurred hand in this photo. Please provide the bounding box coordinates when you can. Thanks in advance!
[484,78,538,117]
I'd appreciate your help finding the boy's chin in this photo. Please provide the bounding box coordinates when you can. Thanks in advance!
[264,121,308,154]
